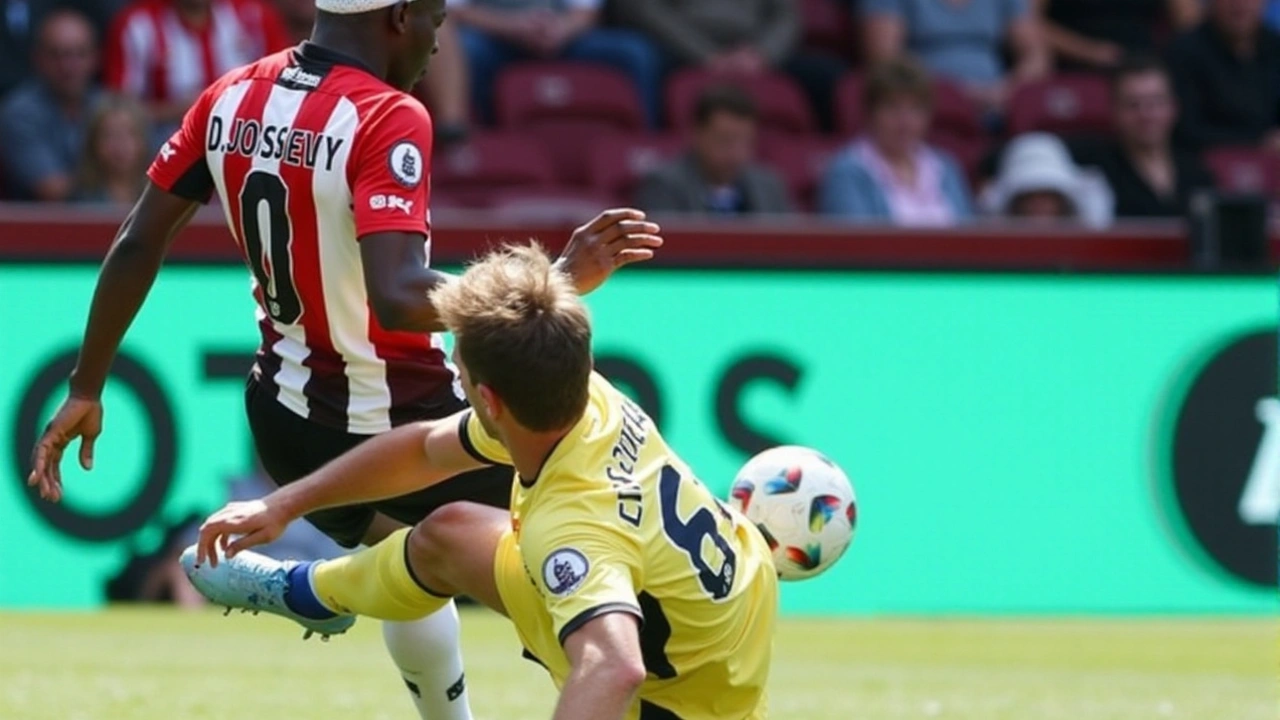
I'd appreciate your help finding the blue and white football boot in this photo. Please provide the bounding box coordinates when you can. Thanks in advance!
[179,545,355,640]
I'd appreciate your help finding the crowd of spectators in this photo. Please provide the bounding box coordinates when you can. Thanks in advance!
[1,0,1279,228]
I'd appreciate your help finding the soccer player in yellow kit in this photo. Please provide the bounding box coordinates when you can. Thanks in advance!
[186,243,779,720]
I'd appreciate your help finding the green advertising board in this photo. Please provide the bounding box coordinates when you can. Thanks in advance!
[1,266,1276,614]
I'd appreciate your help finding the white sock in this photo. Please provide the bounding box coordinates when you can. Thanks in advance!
[381,601,473,720]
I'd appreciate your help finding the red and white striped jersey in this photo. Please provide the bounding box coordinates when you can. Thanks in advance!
[105,0,291,104]
[148,43,457,434]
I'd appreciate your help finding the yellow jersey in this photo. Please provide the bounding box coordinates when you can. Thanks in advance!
[460,372,778,720]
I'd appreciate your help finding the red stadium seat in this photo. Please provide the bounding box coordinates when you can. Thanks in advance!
[666,68,815,134]
[429,191,473,210]
[834,72,865,137]
[486,187,620,222]
[433,133,556,207]
[932,79,983,140]
[524,121,634,187]
[928,130,990,188]
[494,62,645,131]
[760,133,847,210]
[799,0,854,60]
[835,73,981,140]
[1203,148,1280,195]
[1007,74,1112,138]
[588,133,686,203]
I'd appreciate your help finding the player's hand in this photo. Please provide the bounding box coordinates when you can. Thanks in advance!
[557,208,663,295]
[195,499,289,568]
[27,395,103,503]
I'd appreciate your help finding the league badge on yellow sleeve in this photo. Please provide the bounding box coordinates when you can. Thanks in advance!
[543,548,589,596]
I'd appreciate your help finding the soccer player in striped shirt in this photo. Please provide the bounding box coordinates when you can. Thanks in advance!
[26,0,662,718]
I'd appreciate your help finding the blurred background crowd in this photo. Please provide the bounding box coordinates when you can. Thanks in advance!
[1,0,1279,227]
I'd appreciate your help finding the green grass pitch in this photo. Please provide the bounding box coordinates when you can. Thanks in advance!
[0,608,1273,719]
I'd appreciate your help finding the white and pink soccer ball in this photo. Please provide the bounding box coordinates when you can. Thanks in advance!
[727,446,857,581]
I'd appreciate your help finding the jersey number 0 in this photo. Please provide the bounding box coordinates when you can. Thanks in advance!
[239,171,303,324]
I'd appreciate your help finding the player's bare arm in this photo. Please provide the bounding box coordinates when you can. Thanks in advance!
[359,208,663,333]
[194,413,480,565]
[552,612,646,720]
[27,183,200,502]
[361,231,454,332]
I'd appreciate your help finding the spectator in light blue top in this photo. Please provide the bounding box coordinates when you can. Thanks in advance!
[449,0,662,127]
[820,58,973,226]
[861,0,1049,117]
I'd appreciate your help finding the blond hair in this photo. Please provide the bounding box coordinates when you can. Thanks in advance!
[432,243,592,431]
[78,93,150,199]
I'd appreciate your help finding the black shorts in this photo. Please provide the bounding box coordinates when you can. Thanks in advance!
[244,376,511,548]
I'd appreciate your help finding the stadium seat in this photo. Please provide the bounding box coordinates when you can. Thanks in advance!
[799,0,854,60]
[433,133,557,207]
[486,187,620,222]
[1203,148,1280,195]
[833,72,865,137]
[759,133,847,210]
[932,80,983,140]
[494,62,645,131]
[666,68,815,135]
[428,191,472,211]
[1006,74,1112,138]
[493,63,648,185]
[521,121,639,187]
[929,130,990,189]
[587,133,686,203]
[834,74,980,141]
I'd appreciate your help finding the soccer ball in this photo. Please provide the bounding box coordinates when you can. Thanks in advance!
[727,445,857,581]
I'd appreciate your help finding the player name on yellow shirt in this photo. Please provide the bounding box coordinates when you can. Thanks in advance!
[607,398,648,528]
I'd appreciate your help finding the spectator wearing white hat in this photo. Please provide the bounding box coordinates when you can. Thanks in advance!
[980,132,1114,227]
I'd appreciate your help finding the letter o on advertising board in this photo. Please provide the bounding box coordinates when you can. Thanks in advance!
[1166,330,1278,587]
[11,350,176,541]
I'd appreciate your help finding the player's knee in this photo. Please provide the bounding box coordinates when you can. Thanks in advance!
[410,502,483,565]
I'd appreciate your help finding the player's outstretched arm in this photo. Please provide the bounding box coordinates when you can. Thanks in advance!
[552,613,646,720]
[555,208,664,296]
[195,413,484,565]
[27,183,200,502]
[358,208,661,334]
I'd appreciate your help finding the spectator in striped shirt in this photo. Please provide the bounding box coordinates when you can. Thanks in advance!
[104,0,291,140]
